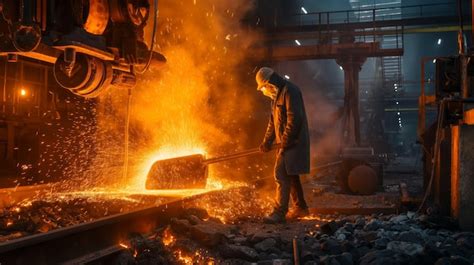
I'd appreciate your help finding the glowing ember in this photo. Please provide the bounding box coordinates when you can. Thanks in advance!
[119,243,129,249]
[300,215,331,222]
[162,227,175,246]
[131,147,207,191]
[175,250,194,264]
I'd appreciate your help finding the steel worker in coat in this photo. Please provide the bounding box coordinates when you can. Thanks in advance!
[256,67,311,224]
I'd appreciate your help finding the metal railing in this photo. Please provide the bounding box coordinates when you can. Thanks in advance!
[285,2,459,27]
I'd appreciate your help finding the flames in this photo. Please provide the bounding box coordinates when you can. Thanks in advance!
[176,250,194,264]
[44,0,261,194]
[162,227,176,246]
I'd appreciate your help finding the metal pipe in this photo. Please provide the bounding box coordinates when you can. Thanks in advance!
[122,88,132,183]
[293,238,300,265]
[418,56,437,143]
[472,0,474,44]
[2,59,7,114]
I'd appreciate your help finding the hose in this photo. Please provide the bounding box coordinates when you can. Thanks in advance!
[135,0,158,74]
[417,99,447,213]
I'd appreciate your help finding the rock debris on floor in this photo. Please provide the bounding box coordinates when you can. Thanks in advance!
[123,206,474,265]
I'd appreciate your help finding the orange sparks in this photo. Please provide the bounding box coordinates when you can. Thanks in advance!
[162,227,175,246]
[300,215,331,222]
[176,250,194,264]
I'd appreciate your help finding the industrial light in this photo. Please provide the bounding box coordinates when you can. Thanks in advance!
[339,66,343,70]
[295,40,301,46]
[301,7,308,14]
[433,59,437,64]
[19,88,28,97]
[437,38,442,45]
[284,75,290,80]
[397,112,400,115]
[396,101,399,105]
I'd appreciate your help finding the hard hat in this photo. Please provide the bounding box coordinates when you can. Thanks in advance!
[256,67,275,90]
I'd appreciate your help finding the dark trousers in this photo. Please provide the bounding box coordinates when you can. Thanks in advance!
[273,153,308,215]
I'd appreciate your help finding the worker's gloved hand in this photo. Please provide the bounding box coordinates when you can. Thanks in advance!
[259,142,272,153]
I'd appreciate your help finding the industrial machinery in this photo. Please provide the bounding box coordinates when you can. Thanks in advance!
[418,34,474,230]
[0,0,164,98]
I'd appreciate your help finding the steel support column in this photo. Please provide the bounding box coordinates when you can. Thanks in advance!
[337,56,366,147]
[451,125,474,230]
[6,122,14,164]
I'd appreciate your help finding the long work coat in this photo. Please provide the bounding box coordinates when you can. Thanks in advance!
[262,81,310,175]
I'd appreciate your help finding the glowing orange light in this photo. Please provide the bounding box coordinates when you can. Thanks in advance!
[132,147,206,191]
[162,227,175,246]
[6,221,13,227]
[176,250,194,264]
[119,243,129,249]
[19,88,27,97]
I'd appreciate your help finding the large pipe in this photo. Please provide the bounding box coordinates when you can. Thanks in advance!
[2,59,7,114]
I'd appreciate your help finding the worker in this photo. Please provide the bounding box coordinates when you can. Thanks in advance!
[257,67,311,224]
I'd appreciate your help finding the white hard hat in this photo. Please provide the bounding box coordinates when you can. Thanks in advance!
[256,67,275,90]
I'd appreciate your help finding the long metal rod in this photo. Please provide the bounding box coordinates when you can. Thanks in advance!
[122,88,132,183]
[293,238,300,265]
[203,144,280,165]
[2,58,7,114]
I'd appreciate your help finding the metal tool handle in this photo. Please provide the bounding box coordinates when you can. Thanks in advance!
[203,143,280,165]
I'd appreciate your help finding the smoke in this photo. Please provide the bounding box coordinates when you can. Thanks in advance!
[119,0,266,189]
[26,0,271,193]
[275,61,344,160]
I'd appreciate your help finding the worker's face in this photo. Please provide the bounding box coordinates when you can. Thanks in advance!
[259,84,278,100]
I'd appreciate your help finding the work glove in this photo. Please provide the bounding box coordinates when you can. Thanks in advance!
[259,142,272,153]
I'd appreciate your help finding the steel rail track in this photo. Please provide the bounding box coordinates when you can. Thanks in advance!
[0,189,226,265]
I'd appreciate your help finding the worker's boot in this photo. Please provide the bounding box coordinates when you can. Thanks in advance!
[263,211,286,224]
[286,207,310,220]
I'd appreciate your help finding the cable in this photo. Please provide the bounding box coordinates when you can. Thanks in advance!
[456,0,466,53]
[417,99,447,213]
[135,0,158,74]
[457,0,464,33]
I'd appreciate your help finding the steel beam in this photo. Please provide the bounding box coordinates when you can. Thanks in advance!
[254,42,403,62]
